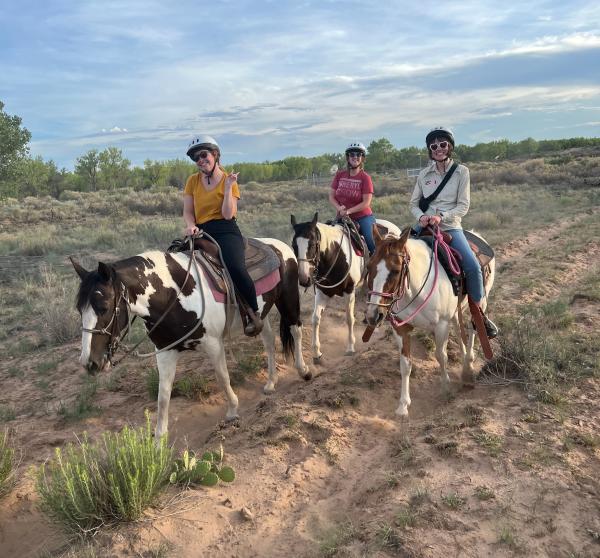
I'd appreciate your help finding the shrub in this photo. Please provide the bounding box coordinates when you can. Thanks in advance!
[0,430,17,498]
[37,413,173,534]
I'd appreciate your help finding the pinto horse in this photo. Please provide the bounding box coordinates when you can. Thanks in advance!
[365,226,495,418]
[291,212,401,364]
[71,239,310,438]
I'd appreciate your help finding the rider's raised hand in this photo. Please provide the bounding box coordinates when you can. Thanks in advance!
[225,172,239,189]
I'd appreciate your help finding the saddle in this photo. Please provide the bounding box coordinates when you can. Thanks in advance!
[326,217,368,256]
[167,236,280,332]
[413,229,494,297]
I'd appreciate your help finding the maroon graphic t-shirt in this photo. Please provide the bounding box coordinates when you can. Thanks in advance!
[331,170,374,220]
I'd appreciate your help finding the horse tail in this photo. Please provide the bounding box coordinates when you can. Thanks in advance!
[279,314,295,361]
[274,254,303,363]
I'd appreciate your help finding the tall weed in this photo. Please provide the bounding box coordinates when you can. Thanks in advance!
[37,413,173,534]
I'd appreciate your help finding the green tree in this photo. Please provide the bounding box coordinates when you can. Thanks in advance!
[75,149,100,192]
[366,138,396,172]
[98,147,130,190]
[0,101,31,188]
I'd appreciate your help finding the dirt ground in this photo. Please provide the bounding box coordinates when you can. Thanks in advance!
[1,214,599,558]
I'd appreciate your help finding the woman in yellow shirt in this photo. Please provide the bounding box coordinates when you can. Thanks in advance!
[183,135,262,336]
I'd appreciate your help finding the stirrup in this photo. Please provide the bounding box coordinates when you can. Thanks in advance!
[483,315,498,339]
[244,315,263,337]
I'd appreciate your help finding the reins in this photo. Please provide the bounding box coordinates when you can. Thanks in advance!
[367,226,461,328]
[298,220,357,289]
[92,236,208,366]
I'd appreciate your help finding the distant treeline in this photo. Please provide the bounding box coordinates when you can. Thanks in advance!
[1,99,599,199]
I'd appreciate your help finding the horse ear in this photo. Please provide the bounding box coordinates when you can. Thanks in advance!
[398,226,411,247]
[373,224,383,245]
[97,262,115,282]
[70,257,89,280]
[291,214,297,227]
[312,212,318,225]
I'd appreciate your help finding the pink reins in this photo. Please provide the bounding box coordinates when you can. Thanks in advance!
[368,226,461,328]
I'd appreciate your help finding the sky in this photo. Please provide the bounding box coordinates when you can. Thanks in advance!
[1,0,599,169]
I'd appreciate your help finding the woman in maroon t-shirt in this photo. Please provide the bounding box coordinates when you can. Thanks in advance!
[329,142,377,254]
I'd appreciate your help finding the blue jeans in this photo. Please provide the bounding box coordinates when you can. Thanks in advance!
[355,214,377,254]
[413,225,484,302]
[447,229,484,302]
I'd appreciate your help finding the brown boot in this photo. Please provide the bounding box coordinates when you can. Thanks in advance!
[244,313,263,337]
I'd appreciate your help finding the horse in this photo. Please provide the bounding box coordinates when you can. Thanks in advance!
[71,238,311,438]
[290,212,401,364]
[365,226,495,418]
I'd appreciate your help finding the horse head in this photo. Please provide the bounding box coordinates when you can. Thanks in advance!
[71,257,130,375]
[365,226,411,327]
[290,212,320,287]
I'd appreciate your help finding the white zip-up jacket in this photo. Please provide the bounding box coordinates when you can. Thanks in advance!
[409,159,470,231]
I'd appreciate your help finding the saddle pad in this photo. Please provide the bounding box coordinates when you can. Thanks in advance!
[206,268,281,303]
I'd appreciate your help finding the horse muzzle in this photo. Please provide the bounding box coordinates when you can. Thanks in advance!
[366,307,385,327]
[83,355,110,375]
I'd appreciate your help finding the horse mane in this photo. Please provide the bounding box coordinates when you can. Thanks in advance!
[75,270,108,313]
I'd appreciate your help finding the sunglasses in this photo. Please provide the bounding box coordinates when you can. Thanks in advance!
[347,151,363,158]
[429,141,449,151]
[191,150,211,162]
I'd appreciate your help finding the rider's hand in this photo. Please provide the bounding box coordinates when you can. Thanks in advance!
[419,215,430,226]
[338,205,348,217]
[225,172,239,189]
[429,215,442,226]
[185,225,199,236]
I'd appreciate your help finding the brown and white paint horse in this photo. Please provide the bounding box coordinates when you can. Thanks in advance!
[72,239,310,438]
[291,212,400,364]
[366,227,495,418]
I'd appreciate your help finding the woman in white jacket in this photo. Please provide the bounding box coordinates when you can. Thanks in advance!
[410,127,498,339]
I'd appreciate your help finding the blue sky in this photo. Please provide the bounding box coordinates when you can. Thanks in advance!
[1,0,599,169]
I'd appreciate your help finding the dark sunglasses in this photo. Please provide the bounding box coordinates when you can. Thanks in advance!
[347,151,363,158]
[429,141,449,151]
[191,150,210,162]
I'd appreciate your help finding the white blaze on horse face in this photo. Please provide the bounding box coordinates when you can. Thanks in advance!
[296,238,311,283]
[80,304,97,366]
[367,260,391,321]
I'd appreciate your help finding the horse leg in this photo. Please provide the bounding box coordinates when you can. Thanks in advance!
[203,336,239,420]
[462,321,477,385]
[343,290,356,356]
[312,289,328,364]
[155,349,179,439]
[261,317,277,394]
[290,323,311,380]
[393,327,412,417]
[433,320,451,392]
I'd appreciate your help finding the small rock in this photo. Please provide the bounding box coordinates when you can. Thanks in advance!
[223,497,233,508]
[240,506,254,521]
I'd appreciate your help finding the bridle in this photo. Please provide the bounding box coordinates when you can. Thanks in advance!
[80,237,209,367]
[82,282,131,362]
[367,249,411,310]
[296,220,355,289]
[366,227,447,327]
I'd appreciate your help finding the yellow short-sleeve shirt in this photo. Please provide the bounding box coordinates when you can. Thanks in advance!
[183,173,241,224]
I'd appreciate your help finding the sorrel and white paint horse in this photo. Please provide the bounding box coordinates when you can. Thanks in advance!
[365,226,495,418]
[291,212,400,363]
[71,239,310,438]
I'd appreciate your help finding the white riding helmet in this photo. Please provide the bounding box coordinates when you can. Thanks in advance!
[426,127,455,147]
[186,135,220,158]
[345,142,367,156]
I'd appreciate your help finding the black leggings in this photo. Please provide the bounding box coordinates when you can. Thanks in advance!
[198,219,258,312]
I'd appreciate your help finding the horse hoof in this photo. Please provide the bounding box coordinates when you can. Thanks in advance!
[263,384,275,395]
[225,414,240,423]
[313,356,322,365]
[344,350,356,356]
[302,370,313,381]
